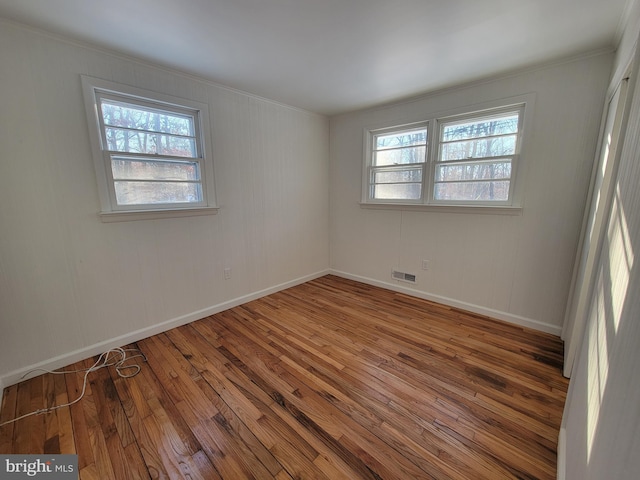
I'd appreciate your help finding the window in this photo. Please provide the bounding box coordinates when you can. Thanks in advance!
[363,99,530,209]
[370,123,428,201]
[435,108,521,203]
[82,77,217,221]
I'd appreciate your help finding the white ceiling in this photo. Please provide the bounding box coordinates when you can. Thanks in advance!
[0,0,632,115]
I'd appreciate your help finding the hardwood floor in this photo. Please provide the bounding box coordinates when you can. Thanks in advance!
[0,275,568,479]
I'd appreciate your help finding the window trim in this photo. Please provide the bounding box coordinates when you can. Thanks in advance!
[81,76,218,221]
[361,94,535,210]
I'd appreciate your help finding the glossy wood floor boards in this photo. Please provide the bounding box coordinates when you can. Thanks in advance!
[0,275,568,479]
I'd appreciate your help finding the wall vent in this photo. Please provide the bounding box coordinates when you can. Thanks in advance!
[392,270,417,283]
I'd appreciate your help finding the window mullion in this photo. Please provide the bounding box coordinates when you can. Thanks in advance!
[424,120,437,205]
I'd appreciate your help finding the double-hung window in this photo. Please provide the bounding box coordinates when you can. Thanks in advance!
[434,107,522,203]
[364,99,529,209]
[82,76,217,221]
[369,123,428,201]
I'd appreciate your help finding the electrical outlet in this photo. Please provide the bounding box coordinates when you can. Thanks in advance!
[224,267,232,280]
[421,260,430,270]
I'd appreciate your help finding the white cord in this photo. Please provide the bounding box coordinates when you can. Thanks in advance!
[0,347,147,427]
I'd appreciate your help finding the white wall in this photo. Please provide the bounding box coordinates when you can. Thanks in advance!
[0,21,329,385]
[329,54,613,335]
[560,3,640,478]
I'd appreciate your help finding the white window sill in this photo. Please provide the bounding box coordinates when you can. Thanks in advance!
[99,206,219,223]
[359,202,522,215]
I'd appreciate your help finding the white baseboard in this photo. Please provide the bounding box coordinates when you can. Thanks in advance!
[330,270,562,336]
[0,270,330,389]
[0,267,560,391]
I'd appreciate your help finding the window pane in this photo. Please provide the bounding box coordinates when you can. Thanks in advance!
[104,128,196,157]
[158,135,197,157]
[374,145,426,166]
[440,135,516,161]
[114,181,202,205]
[101,99,194,136]
[373,183,422,200]
[434,181,510,201]
[111,158,200,181]
[373,168,422,184]
[436,161,511,182]
[441,113,519,142]
[376,129,426,150]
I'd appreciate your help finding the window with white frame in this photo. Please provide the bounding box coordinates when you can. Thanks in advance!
[369,123,428,201]
[364,101,528,208]
[82,76,217,220]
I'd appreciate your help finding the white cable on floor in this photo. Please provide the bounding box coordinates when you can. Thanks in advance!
[0,347,147,427]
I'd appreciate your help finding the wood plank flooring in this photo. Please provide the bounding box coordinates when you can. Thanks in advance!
[0,275,568,479]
